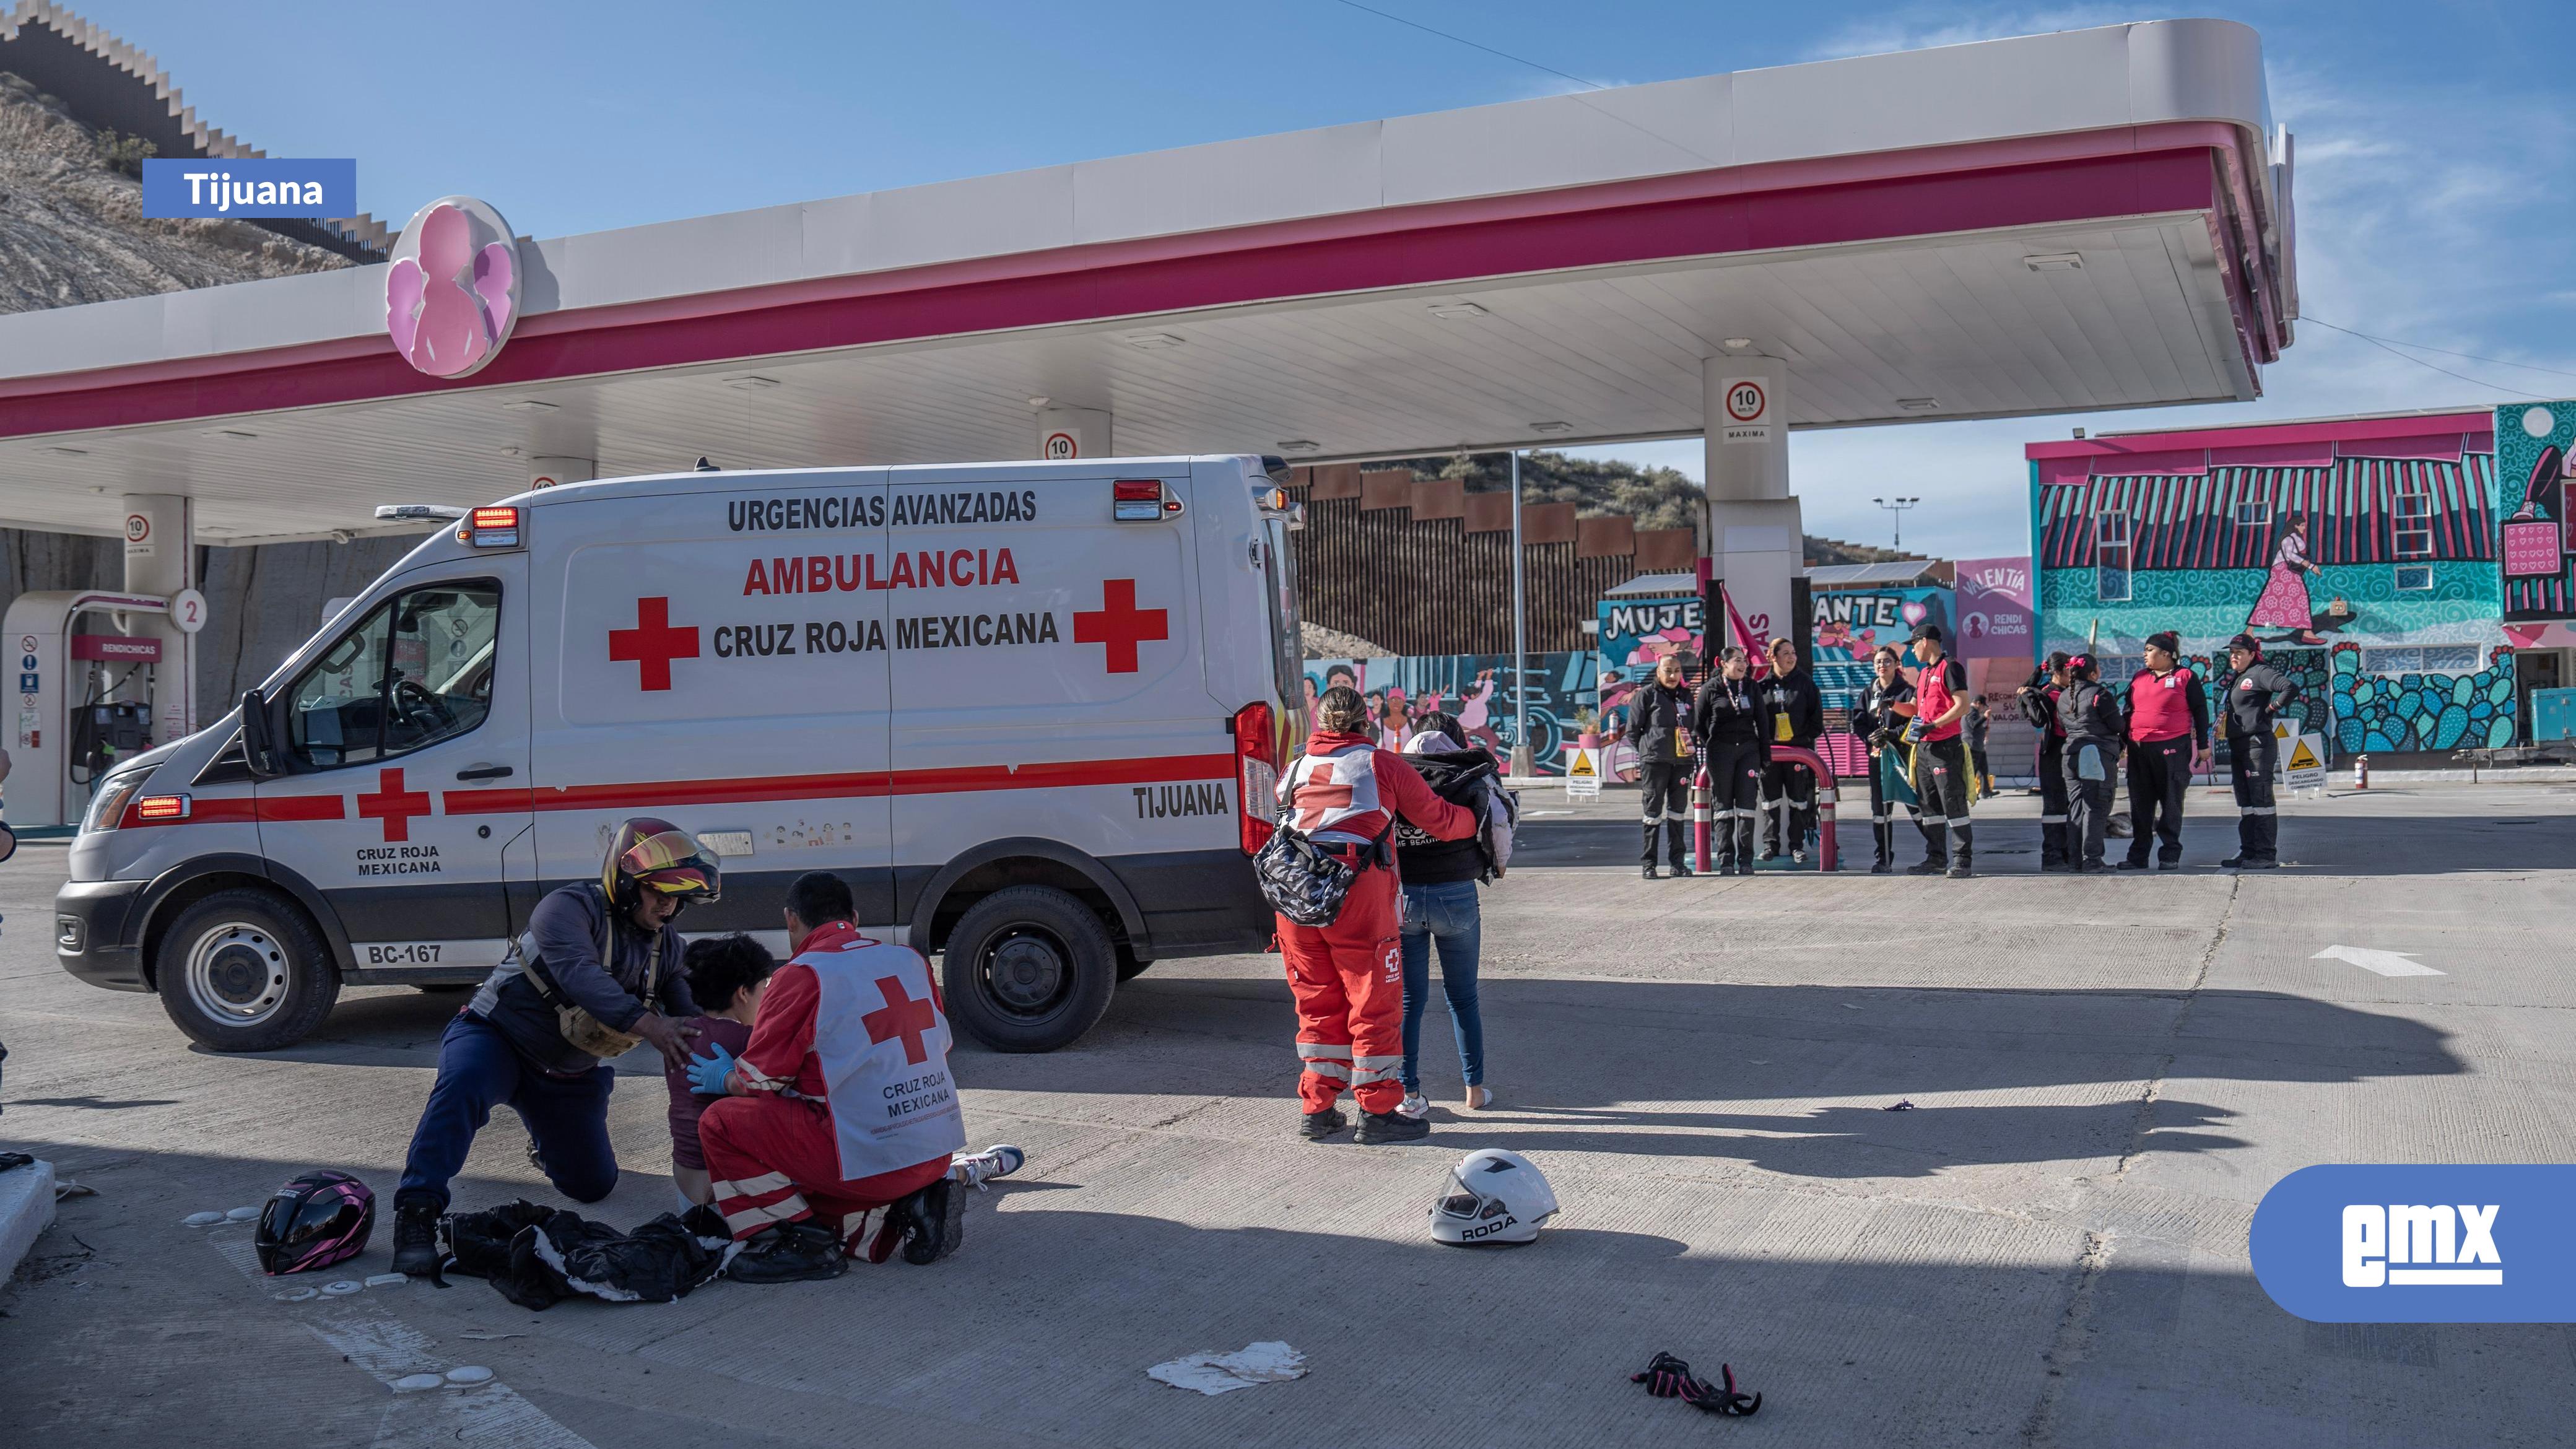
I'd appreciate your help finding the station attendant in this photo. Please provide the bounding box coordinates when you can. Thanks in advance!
[1848,645,1916,874]
[1689,645,1772,875]
[2056,654,2125,871]
[2018,652,2074,871]
[2219,633,2300,870]
[1276,686,1477,1144]
[1904,624,1976,878]
[1624,655,1699,879]
[392,819,715,1276]
[694,871,971,1282]
[2120,631,2211,871]
[1757,639,1827,862]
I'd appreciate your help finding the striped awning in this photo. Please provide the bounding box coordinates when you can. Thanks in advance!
[2039,455,2496,569]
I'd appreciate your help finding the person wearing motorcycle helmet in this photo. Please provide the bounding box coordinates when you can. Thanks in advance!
[391,817,719,1276]
[1429,1147,1559,1247]
[256,1170,375,1275]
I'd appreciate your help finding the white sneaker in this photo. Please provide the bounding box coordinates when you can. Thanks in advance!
[949,1144,1025,1191]
[1396,1092,1431,1120]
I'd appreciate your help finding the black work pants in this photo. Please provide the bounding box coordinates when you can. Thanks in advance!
[2063,738,2116,867]
[1705,740,1763,867]
[2036,737,2069,865]
[1760,758,1815,856]
[2124,735,2193,866]
[1911,736,1974,864]
[2229,731,2278,862]
[1864,751,1909,865]
[1638,759,1690,869]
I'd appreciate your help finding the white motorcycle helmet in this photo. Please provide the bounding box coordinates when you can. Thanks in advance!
[1430,1148,1558,1246]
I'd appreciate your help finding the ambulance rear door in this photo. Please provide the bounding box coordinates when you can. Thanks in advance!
[258,552,534,977]
[529,473,894,939]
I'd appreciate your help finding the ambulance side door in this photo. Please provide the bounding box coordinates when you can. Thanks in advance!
[529,479,893,940]
[258,554,534,975]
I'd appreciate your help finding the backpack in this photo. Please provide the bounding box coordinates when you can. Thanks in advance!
[1253,757,1391,926]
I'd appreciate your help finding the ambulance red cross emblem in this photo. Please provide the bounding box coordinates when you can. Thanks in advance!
[609,596,700,691]
[355,767,433,842]
[1072,579,1167,674]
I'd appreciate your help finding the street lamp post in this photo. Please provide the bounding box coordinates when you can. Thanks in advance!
[1510,449,1533,778]
[1873,495,1920,550]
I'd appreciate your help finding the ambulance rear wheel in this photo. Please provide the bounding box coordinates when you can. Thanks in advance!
[942,886,1116,1053]
[155,889,340,1052]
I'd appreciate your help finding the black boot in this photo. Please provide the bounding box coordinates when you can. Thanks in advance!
[1299,1105,1348,1139]
[1946,853,1975,879]
[895,1179,965,1265]
[390,1191,444,1278]
[728,1220,850,1283]
[1355,1108,1431,1144]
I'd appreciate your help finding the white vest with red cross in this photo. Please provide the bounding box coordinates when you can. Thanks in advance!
[802,927,968,1180]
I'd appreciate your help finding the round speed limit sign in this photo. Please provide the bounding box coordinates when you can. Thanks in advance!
[1725,381,1767,422]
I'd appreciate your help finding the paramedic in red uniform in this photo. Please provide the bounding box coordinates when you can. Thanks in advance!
[694,871,970,1283]
[1277,686,1477,1145]
[1905,623,1977,878]
[2120,631,2212,871]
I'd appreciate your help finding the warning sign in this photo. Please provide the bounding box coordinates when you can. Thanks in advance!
[2284,733,2327,793]
[1565,747,1602,799]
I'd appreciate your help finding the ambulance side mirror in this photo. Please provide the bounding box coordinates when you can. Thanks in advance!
[238,687,282,778]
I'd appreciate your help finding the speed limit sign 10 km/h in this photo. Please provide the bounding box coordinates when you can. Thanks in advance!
[1720,377,1773,445]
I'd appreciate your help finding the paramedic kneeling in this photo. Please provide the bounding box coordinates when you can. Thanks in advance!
[694,871,970,1283]
[1279,685,1477,1146]
[392,818,715,1276]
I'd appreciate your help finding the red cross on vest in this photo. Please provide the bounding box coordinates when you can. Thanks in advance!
[609,596,700,691]
[355,767,433,842]
[1071,578,1167,674]
[863,974,938,1065]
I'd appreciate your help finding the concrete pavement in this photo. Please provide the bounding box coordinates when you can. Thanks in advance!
[5,782,2574,1447]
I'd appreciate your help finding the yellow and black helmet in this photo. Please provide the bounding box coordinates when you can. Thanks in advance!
[601,817,721,913]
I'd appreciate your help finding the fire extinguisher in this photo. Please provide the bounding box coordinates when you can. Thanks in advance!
[2353,753,2369,791]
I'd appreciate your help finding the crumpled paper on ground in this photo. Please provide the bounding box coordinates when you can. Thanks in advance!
[1146,1341,1308,1395]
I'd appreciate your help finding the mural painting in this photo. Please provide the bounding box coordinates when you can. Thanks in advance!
[1595,595,1703,781]
[1811,585,1952,775]
[2498,401,2576,622]
[1301,651,1595,775]
[2328,643,2516,754]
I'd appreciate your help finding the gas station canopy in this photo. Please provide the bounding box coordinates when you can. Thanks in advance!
[0,18,2295,545]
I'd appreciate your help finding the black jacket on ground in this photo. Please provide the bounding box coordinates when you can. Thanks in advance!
[1691,674,1773,751]
[1394,747,1500,884]
[2222,662,2300,740]
[1623,680,1696,764]
[1759,669,1826,747]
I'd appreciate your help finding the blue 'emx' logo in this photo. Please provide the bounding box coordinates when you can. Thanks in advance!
[2252,1165,2574,1321]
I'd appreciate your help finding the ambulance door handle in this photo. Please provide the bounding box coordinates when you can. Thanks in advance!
[455,764,515,781]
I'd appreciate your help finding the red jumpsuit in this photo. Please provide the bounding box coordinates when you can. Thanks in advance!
[1277,729,1477,1115]
[698,922,956,1255]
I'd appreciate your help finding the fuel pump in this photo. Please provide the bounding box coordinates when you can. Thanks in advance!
[0,590,173,828]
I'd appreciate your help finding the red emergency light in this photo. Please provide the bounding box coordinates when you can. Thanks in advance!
[134,793,190,821]
[1234,700,1278,855]
[459,506,523,547]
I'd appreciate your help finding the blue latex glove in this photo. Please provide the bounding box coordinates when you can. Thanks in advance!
[685,1043,736,1097]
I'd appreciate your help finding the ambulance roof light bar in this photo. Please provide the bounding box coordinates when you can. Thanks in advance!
[375,503,470,522]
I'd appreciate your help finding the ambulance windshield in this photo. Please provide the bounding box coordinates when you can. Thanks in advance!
[284,580,501,769]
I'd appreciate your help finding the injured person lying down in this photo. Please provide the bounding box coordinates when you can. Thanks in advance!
[689,869,1021,1283]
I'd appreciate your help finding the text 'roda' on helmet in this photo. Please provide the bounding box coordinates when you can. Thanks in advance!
[1430,1147,1559,1247]
[603,816,721,914]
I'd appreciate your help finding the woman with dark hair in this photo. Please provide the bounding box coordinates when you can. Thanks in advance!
[1689,645,1771,874]
[1391,710,1503,1118]
[1848,645,1917,873]
[2248,513,2323,645]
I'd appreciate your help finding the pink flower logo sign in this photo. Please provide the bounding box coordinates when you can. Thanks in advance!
[385,196,521,379]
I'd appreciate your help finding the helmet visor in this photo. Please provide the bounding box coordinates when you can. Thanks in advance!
[620,827,721,901]
[261,1191,354,1246]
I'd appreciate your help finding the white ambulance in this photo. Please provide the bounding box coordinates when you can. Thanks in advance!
[54,456,1306,1053]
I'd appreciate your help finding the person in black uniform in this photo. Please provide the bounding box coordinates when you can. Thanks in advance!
[2219,633,2299,870]
[2120,631,2213,871]
[2018,651,2074,871]
[2056,653,2125,872]
[1757,638,1827,863]
[1848,645,1916,874]
[1623,654,1697,879]
[1691,645,1772,875]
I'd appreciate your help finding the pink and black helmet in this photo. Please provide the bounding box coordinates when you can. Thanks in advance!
[255,1170,375,1275]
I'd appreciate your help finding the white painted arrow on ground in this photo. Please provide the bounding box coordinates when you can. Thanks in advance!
[2313,946,2445,977]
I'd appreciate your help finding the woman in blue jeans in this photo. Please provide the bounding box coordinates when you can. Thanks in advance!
[1392,712,1501,1117]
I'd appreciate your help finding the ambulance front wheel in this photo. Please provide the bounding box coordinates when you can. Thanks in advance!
[154,889,341,1052]
[941,886,1117,1053]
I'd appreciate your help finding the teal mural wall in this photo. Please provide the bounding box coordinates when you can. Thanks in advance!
[2329,644,2517,754]
[2039,563,2504,655]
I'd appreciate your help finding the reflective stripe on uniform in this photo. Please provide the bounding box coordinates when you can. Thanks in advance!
[1642,805,1666,824]
[2039,814,2068,824]
[711,1170,793,1198]
[720,1194,809,1235]
[1297,1042,1353,1080]
[1300,1060,1353,1082]
[1351,1054,1404,1086]
[1297,1042,1352,1059]
[2239,806,2276,816]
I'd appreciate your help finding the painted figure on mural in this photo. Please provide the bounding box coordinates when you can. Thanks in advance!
[2247,513,2327,646]
[1455,668,1505,757]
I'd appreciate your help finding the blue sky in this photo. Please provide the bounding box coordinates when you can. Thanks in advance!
[62,1,2576,559]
